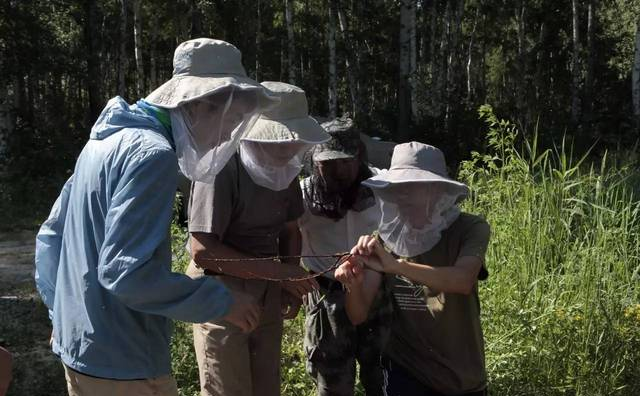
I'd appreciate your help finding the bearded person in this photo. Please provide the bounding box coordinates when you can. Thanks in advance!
[298,117,393,396]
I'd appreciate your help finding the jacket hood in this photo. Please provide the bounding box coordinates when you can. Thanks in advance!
[90,96,168,141]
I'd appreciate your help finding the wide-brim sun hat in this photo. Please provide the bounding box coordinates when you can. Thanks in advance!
[145,38,278,110]
[362,142,469,197]
[241,81,329,144]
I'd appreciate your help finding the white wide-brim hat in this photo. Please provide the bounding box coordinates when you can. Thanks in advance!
[241,81,329,144]
[362,142,469,198]
[146,38,278,110]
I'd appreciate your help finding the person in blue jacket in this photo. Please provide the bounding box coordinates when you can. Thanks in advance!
[34,38,277,396]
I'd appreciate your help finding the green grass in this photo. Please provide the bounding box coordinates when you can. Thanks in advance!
[459,105,640,395]
[169,105,640,395]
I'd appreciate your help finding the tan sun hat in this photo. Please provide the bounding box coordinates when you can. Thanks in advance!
[362,142,469,196]
[145,38,278,109]
[241,81,330,143]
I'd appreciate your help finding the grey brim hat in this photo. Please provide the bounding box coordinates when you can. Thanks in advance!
[244,116,329,143]
[146,74,277,110]
[312,116,360,161]
[362,142,469,197]
[313,150,356,161]
[145,38,278,109]
[242,81,329,144]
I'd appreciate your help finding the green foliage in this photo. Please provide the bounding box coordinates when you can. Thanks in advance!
[461,105,640,395]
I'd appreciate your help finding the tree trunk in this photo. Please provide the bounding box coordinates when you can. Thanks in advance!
[133,0,144,97]
[190,0,203,37]
[328,0,338,118]
[398,0,416,141]
[584,0,594,127]
[149,13,158,90]
[409,0,417,120]
[118,0,128,98]
[285,0,296,84]
[516,1,526,123]
[0,84,14,173]
[444,0,463,134]
[432,1,449,117]
[255,0,261,81]
[337,3,362,119]
[466,6,479,102]
[633,20,640,133]
[570,0,581,127]
[85,0,102,121]
[535,22,546,103]
[280,38,285,82]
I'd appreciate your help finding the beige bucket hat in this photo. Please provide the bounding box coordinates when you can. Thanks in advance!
[146,38,277,109]
[363,142,469,196]
[242,81,330,143]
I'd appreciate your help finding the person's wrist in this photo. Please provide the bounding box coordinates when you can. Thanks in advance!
[386,258,405,275]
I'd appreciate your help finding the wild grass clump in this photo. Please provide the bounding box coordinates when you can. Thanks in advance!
[460,105,640,395]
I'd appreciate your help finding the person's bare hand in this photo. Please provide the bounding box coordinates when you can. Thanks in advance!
[281,266,318,299]
[350,235,397,273]
[334,257,365,289]
[282,279,318,299]
[222,291,261,333]
[281,290,302,320]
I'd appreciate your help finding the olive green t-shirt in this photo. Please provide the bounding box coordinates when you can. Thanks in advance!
[384,213,491,395]
[188,153,304,257]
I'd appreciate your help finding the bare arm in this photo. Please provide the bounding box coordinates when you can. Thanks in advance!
[191,232,309,280]
[391,256,482,295]
[352,235,483,295]
[335,259,383,325]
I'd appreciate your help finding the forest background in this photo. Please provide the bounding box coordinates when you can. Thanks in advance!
[0,1,639,395]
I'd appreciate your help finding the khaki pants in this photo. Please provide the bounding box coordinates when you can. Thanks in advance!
[187,262,283,396]
[63,365,178,396]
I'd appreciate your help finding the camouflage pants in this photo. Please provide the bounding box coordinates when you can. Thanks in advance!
[304,277,392,396]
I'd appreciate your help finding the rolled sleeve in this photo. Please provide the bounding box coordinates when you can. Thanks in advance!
[459,218,491,280]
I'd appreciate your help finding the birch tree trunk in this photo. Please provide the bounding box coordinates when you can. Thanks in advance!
[337,3,361,119]
[571,0,581,126]
[535,22,546,103]
[584,0,594,126]
[285,0,296,84]
[409,1,417,120]
[516,1,526,120]
[149,13,158,90]
[328,0,338,118]
[398,0,416,140]
[255,0,261,81]
[633,21,640,132]
[190,0,202,37]
[433,1,450,117]
[85,0,102,120]
[133,0,144,97]
[466,6,479,102]
[0,84,14,173]
[444,0,463,134]
[118,0,128,98]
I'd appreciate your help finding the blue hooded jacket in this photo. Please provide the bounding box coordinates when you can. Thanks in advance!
[35,97,232,379]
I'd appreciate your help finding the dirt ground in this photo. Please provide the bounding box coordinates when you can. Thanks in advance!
[0,229,66,396]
